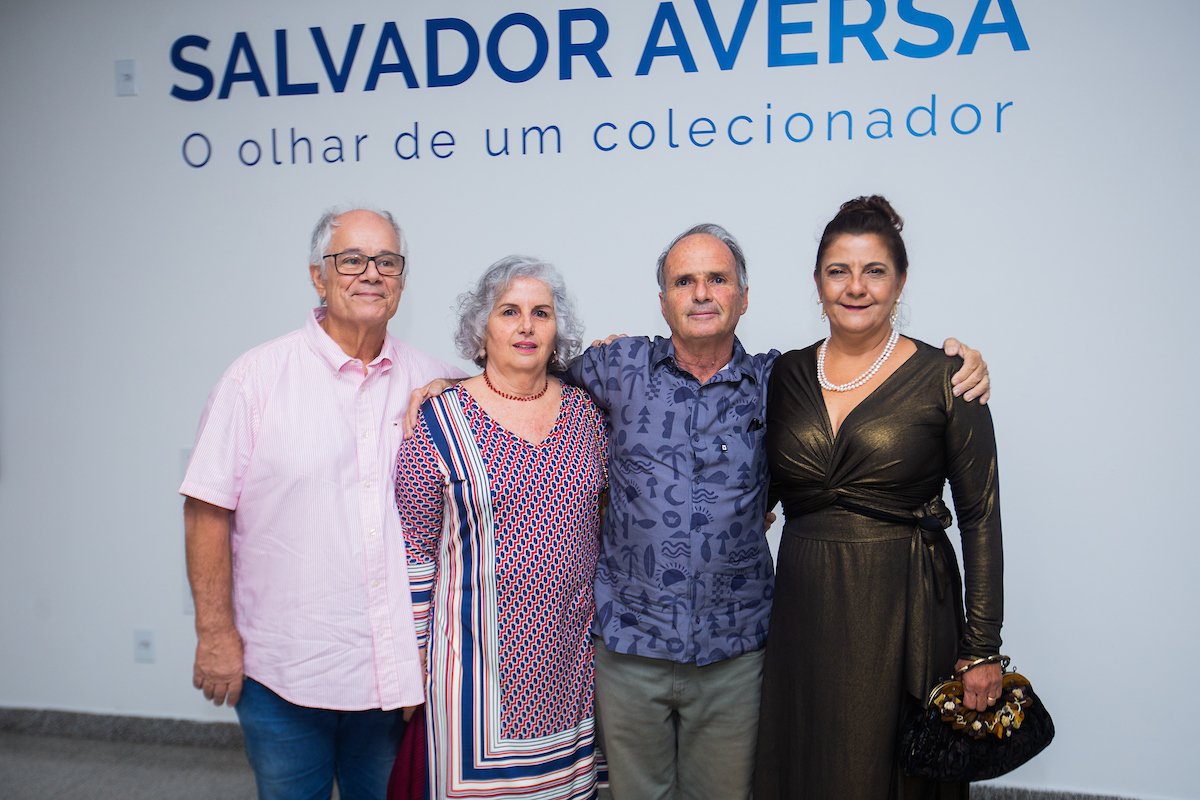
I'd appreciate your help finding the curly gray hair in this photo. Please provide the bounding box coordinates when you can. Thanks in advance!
[308,205,408,285]
[655,222,748,292]
[455,256,584,373]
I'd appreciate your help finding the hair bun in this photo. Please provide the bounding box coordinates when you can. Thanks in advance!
[836,195,903,233]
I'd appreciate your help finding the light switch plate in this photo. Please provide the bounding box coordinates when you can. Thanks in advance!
[115,59,138,96]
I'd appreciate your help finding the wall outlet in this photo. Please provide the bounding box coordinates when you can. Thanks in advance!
[134,629,156,663]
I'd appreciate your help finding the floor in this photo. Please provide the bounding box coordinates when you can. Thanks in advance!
[0,731,258,800]
[0,729,1126,800]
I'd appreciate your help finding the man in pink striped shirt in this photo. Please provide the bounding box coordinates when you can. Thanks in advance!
[180,207,465,800]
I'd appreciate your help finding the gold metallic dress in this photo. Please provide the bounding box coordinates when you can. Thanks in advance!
[754,340,1003,800]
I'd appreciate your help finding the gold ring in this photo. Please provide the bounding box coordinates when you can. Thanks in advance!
[986,696,995,702]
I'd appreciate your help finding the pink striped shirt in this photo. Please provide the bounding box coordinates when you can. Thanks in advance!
[180,308,466,711]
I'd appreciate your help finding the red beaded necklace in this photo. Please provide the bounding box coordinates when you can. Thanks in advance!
[483,369,549,401]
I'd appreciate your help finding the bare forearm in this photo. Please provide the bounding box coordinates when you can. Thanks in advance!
[184,496,244,705]
[185,497,237,636]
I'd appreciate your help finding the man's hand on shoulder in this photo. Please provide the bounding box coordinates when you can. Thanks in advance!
[193,627,244,706]
[942,338,990,404]
[403,378,463,439]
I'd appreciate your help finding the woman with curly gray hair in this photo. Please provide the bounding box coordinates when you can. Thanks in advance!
[395,255,609,798]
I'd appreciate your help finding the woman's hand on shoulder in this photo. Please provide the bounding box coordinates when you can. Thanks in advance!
[955,657,1003,712]
[590,333,629,348]
[942,338,990,404]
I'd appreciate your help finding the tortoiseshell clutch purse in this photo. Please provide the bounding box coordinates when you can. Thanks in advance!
[898,657,1055,782]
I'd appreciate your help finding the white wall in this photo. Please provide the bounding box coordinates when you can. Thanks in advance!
[1,1,1196,797]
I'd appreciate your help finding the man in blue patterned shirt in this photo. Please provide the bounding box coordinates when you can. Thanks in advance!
[565,224,774,799]
[566,224,987,799]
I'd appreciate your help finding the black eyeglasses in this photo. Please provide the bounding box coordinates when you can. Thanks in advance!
[323,251,406,277]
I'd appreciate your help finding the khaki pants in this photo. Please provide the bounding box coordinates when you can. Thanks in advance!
[593,638,764,800]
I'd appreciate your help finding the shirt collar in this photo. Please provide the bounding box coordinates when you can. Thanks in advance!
[302,308,396,375]
[651,336,757,384]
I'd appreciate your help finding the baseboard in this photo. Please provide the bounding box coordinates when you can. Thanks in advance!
[973,786,1136,800]
[0,708,242,749]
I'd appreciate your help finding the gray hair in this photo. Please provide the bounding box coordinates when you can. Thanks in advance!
[655,223,748,292]
[308,205,408,285]
[455,255,584,372]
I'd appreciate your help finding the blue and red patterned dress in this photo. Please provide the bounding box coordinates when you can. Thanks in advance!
[396,384,609,799]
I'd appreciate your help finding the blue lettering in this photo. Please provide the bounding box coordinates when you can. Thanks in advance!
[323,137,344,163]
[785,112,813,142]
[906,94,936,136]
[290,128,311,163]
[689,117,716,147]
[867,108,893,138]
[487,128,510,156]
[431,130,455,158]
[276,30,318,96]
[488,13,549,83]
[218,32,269,99]
[728,115,753,145]
[559,9,611,79]
[523,126,561,153]
[630,121,656,150]
[593,122,618,151]
[238,139,261,166]
[894,0,953,58]
[182,132,211,166]
[310,25,364,93]
[365,22,419,90]
[997,101,1012,132]
[170,36,213,101]
[830,0,887,63]
[828,109,852,140]
[636,3,699,75]
[427,18,479,88]
[768,0,817,67]
[958,0,1030,55]
[394,122,419,160]
[951,103,981,134]
[694,0,758,71]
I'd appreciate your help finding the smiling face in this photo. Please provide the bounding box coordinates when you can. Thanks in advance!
[659,233,749,351]
[815,233,907,338]
[308,209,404,331]
[483,277,558,377]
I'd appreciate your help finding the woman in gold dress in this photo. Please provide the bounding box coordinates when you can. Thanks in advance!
[754,196,1004,799]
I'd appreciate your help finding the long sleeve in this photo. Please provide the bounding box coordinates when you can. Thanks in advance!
[395,406,447,649]
[942,366,1004,659]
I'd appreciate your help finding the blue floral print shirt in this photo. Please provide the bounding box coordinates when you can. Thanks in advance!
[565,336,779,666]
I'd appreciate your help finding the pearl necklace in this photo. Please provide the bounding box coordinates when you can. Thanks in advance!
[817,328,900,392]
[483,369,549,401]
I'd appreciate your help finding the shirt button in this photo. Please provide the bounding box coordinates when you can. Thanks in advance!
[692,434,700,442]
[365,481,372,488]
[369,529,377,536]
[363,431,368,438]
[373,580,380,588]
[360,385,367,393]
[695,616,701,624]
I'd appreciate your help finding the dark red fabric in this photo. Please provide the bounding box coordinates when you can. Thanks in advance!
[386,705,427,800]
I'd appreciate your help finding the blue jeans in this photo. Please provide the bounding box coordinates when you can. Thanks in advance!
[235,677,406,800]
